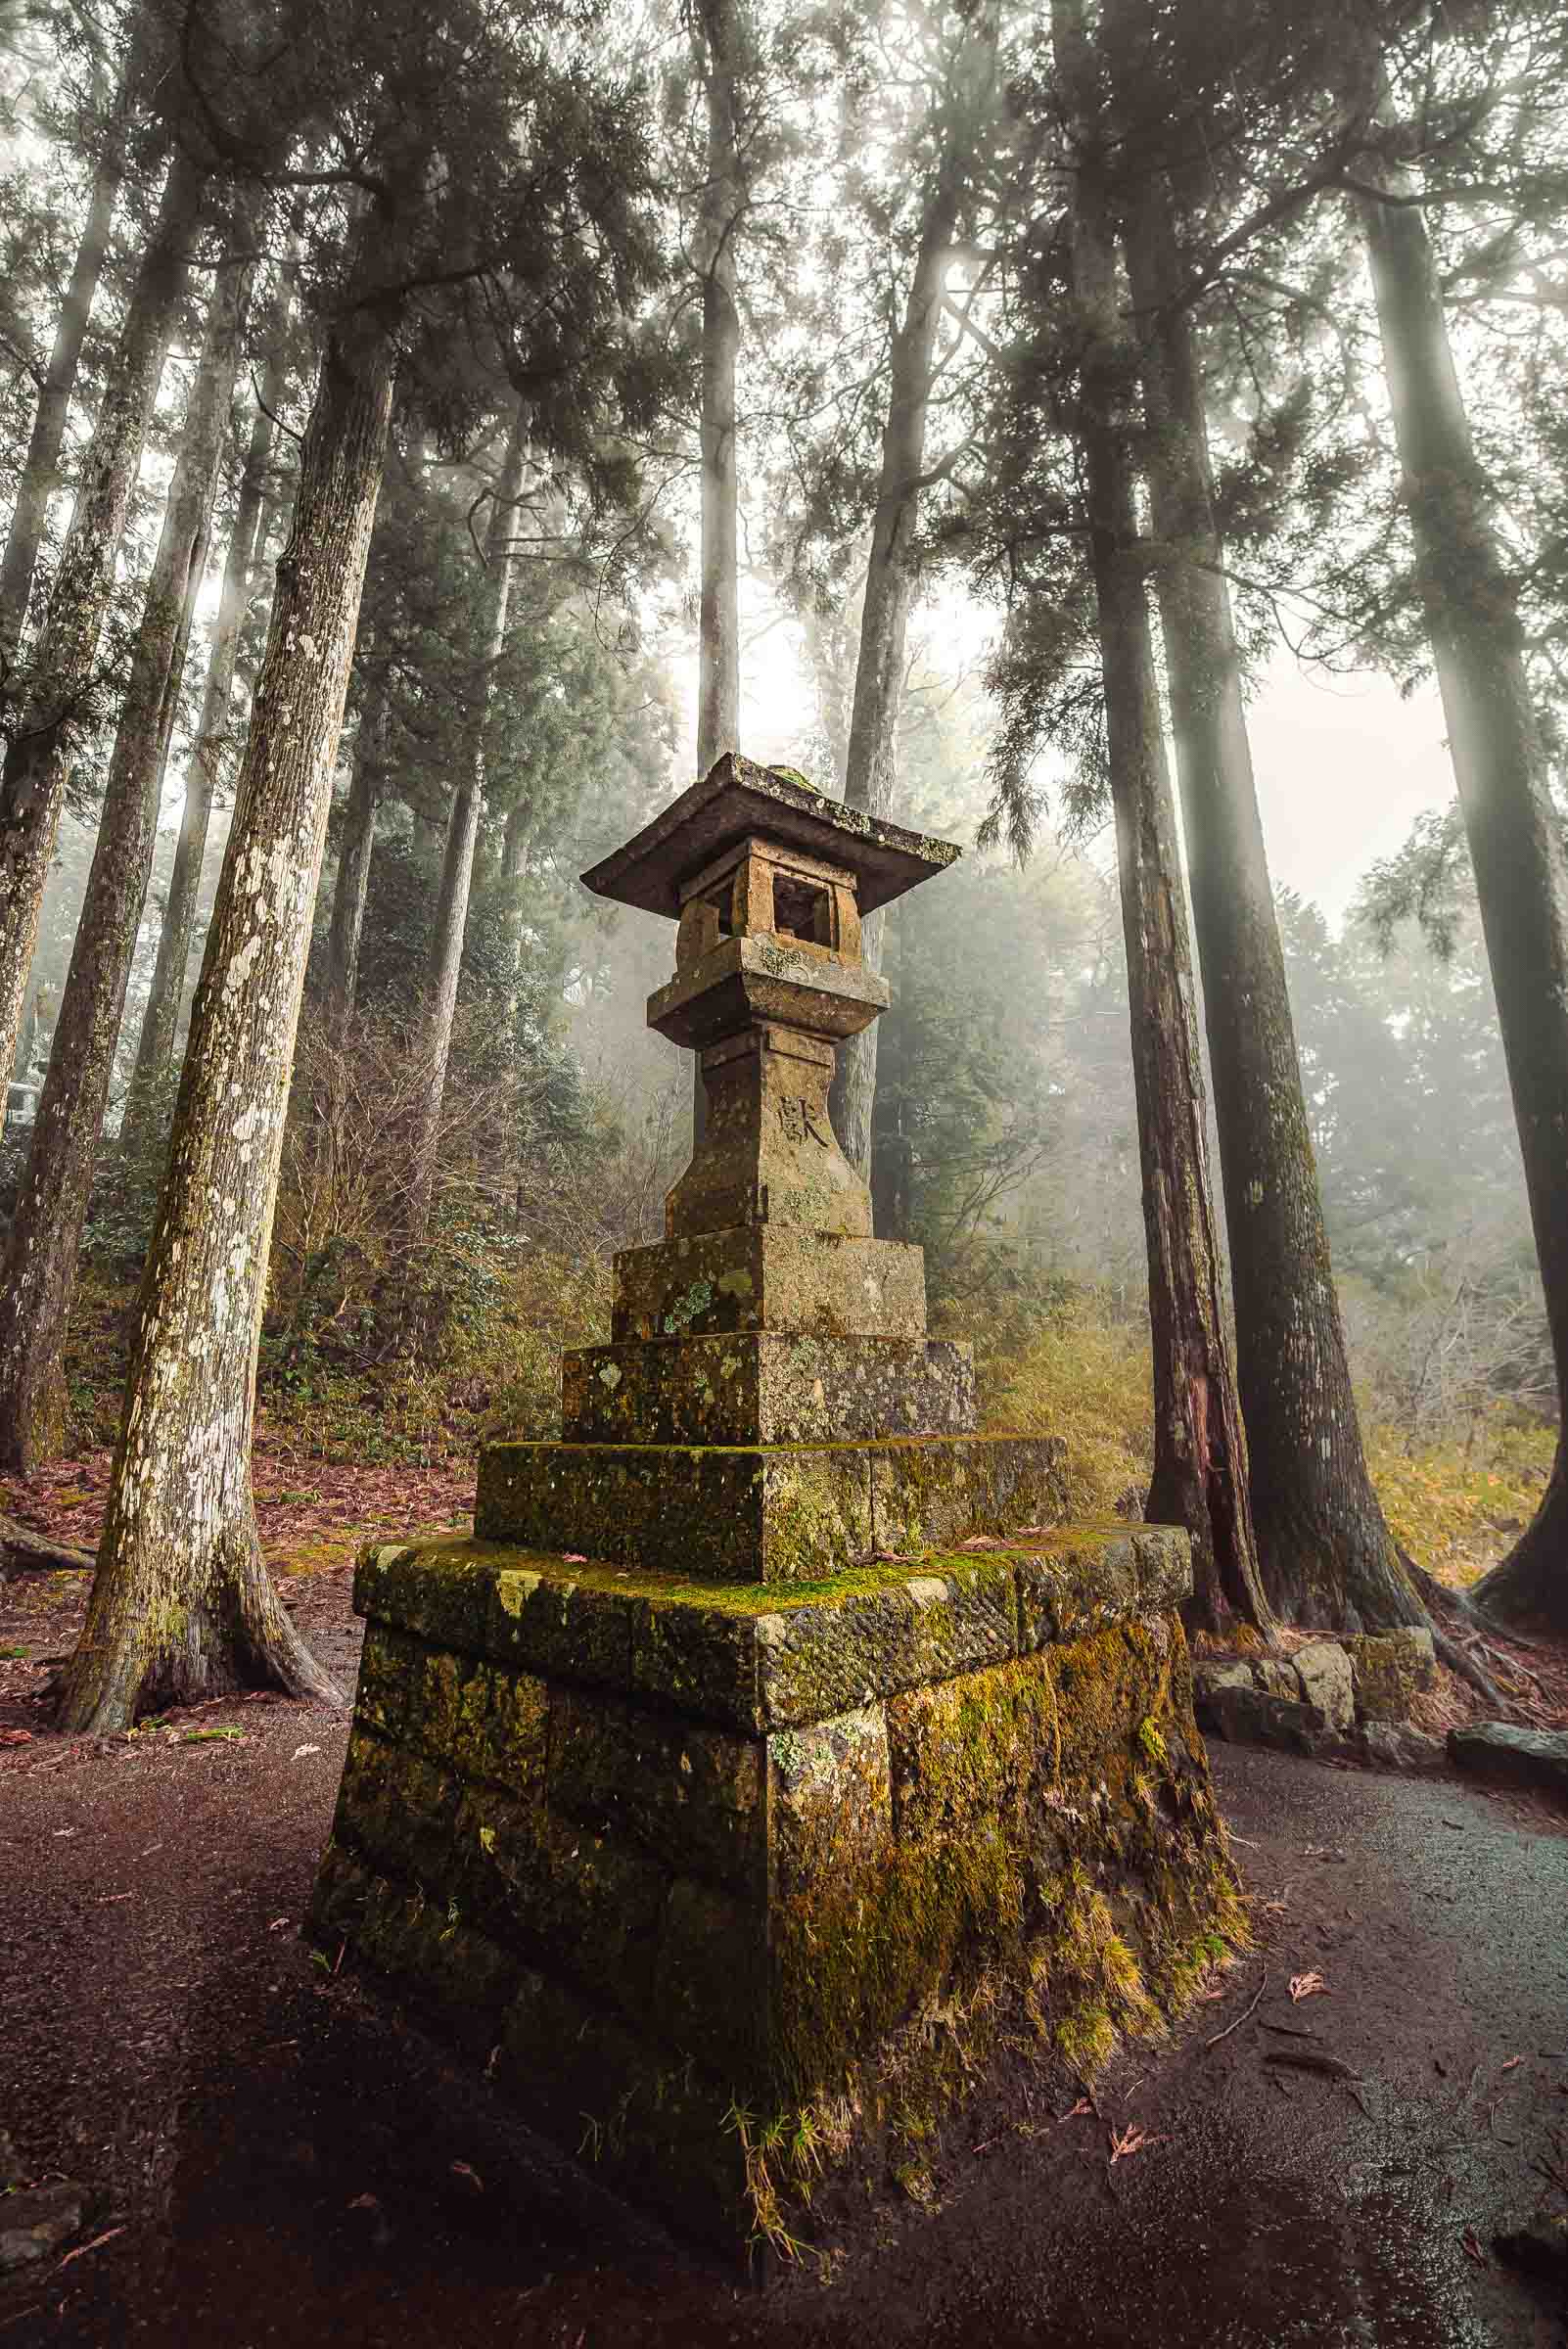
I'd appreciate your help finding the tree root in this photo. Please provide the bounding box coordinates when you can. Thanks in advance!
[1398,1545,1511,1711]
[0,1512,94,1580]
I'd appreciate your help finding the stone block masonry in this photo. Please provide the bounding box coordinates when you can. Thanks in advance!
[313,1528,1238,2255]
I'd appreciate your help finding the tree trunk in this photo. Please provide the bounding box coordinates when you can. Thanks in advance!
[695,0,741,778]
[829,165,964,1185]
[326,671,385,1040]
[1053,5,1270,1635]
[0,148,203,1089]
[311,664,386,1230]
[692,0,744,1155]
[121,287,291,1156]
[0,236,256,1473]
[57,301,398,1733]
[0,57,144,668]
[1125,186,1419,1632]
[405,407,528,1251]
[1360,177,1568,1633]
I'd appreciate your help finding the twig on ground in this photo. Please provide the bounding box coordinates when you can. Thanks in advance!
[56,2226,126,2271]
[1205,1963,1268,2050]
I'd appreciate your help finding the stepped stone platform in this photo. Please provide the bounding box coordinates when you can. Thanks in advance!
[309,756,1237,2262]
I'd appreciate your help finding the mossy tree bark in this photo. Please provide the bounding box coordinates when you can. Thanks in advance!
[57,303,398,1732]
[829,157,967,1186]
[1124,187,1420,1633]
[404,405,528,1252]
[0,50,149,668]
[0,149,204,1091]
[121,286,292,1158]
[0,232,257,1474]
[1054,0,1270,1637]
[1360,175,1568,1634]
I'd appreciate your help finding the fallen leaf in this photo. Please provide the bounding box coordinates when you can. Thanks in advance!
[956,1534,1005,1550]
[449,2160,484,2192]
[1500,2056,1522,2072]
[1059,2098,1093,2123]
[347,2192,380,2211]
[1289,1971,1327,2002]
[269,1916,293,1932]
[1109,2123,1165,2163]
[0,1727,33,1746]
[292,1744,321,1761]
[561,1552,588,1564]
[1461,2228,1488,2266]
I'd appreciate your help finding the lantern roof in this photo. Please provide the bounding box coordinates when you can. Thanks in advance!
[580,753,960,920]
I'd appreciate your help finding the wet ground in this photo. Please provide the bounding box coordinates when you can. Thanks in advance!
[3,1566,1566,2349]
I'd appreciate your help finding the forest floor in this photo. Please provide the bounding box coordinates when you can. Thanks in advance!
[3,1545,1568,2349]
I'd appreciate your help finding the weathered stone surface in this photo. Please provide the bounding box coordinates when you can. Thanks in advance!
[661,1001,876,1238]
[354,1540,498,1656]
[769,1704,893,1893]
[486,1561,637,1690]
[354,1622,419,1739]
[404,1647,550,1793]
[1254,1657,1300,1701]
[332,1725,463,1888]
[610,1226,928,1343]
[1292,1638,1355,1730]
[455,1790,669,2012]
[549,1687,766,1893]
[653,1875,769,2075]
[0,2184,83,2272]
[886,1662,1057,1841]
[496,1962,750,2244]
[562,1333,976,1446]
[1357,1724,1447,1773]
[1190,1660,1256,1730]
[310,1841,520,2051]
[1209,1685,1329,1755]
[1016,1525,1188,1648]
[1348,1627,1438,1723]
[1449,1722,1568,1800]
[871,1435,1068,1554]
[476,1439,875,1583]
[753,1559,1017,1729]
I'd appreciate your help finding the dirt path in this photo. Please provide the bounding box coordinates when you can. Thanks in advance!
[3,1560,1566,2348]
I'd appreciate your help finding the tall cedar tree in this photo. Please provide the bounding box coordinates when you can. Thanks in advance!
[121,276,294,1153]
[0,146,204,1088]
[831,15,994,1183]
[689,0,745,1154]
[0,36,154,666]
[59,0,668,1729]
[0,209,257,1472]
[405,404,530,1253]
[1051,0,1270,1635]
[1122,178,1422,1630]
[1356,87,1568,1632]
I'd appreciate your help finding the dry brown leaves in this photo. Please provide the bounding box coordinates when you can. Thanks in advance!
[1289,1970,1328,2002]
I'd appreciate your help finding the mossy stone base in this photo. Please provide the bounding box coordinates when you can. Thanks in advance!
[562,1334,976,1446]
[314,1529,1240,2260]
[611,1225,928,1343]
[475,1432,1068,1584]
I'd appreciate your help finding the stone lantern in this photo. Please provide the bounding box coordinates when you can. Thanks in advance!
[311,755,1235,2265]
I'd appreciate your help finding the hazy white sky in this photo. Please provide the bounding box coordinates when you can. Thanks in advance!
[1245,658,1453,925]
